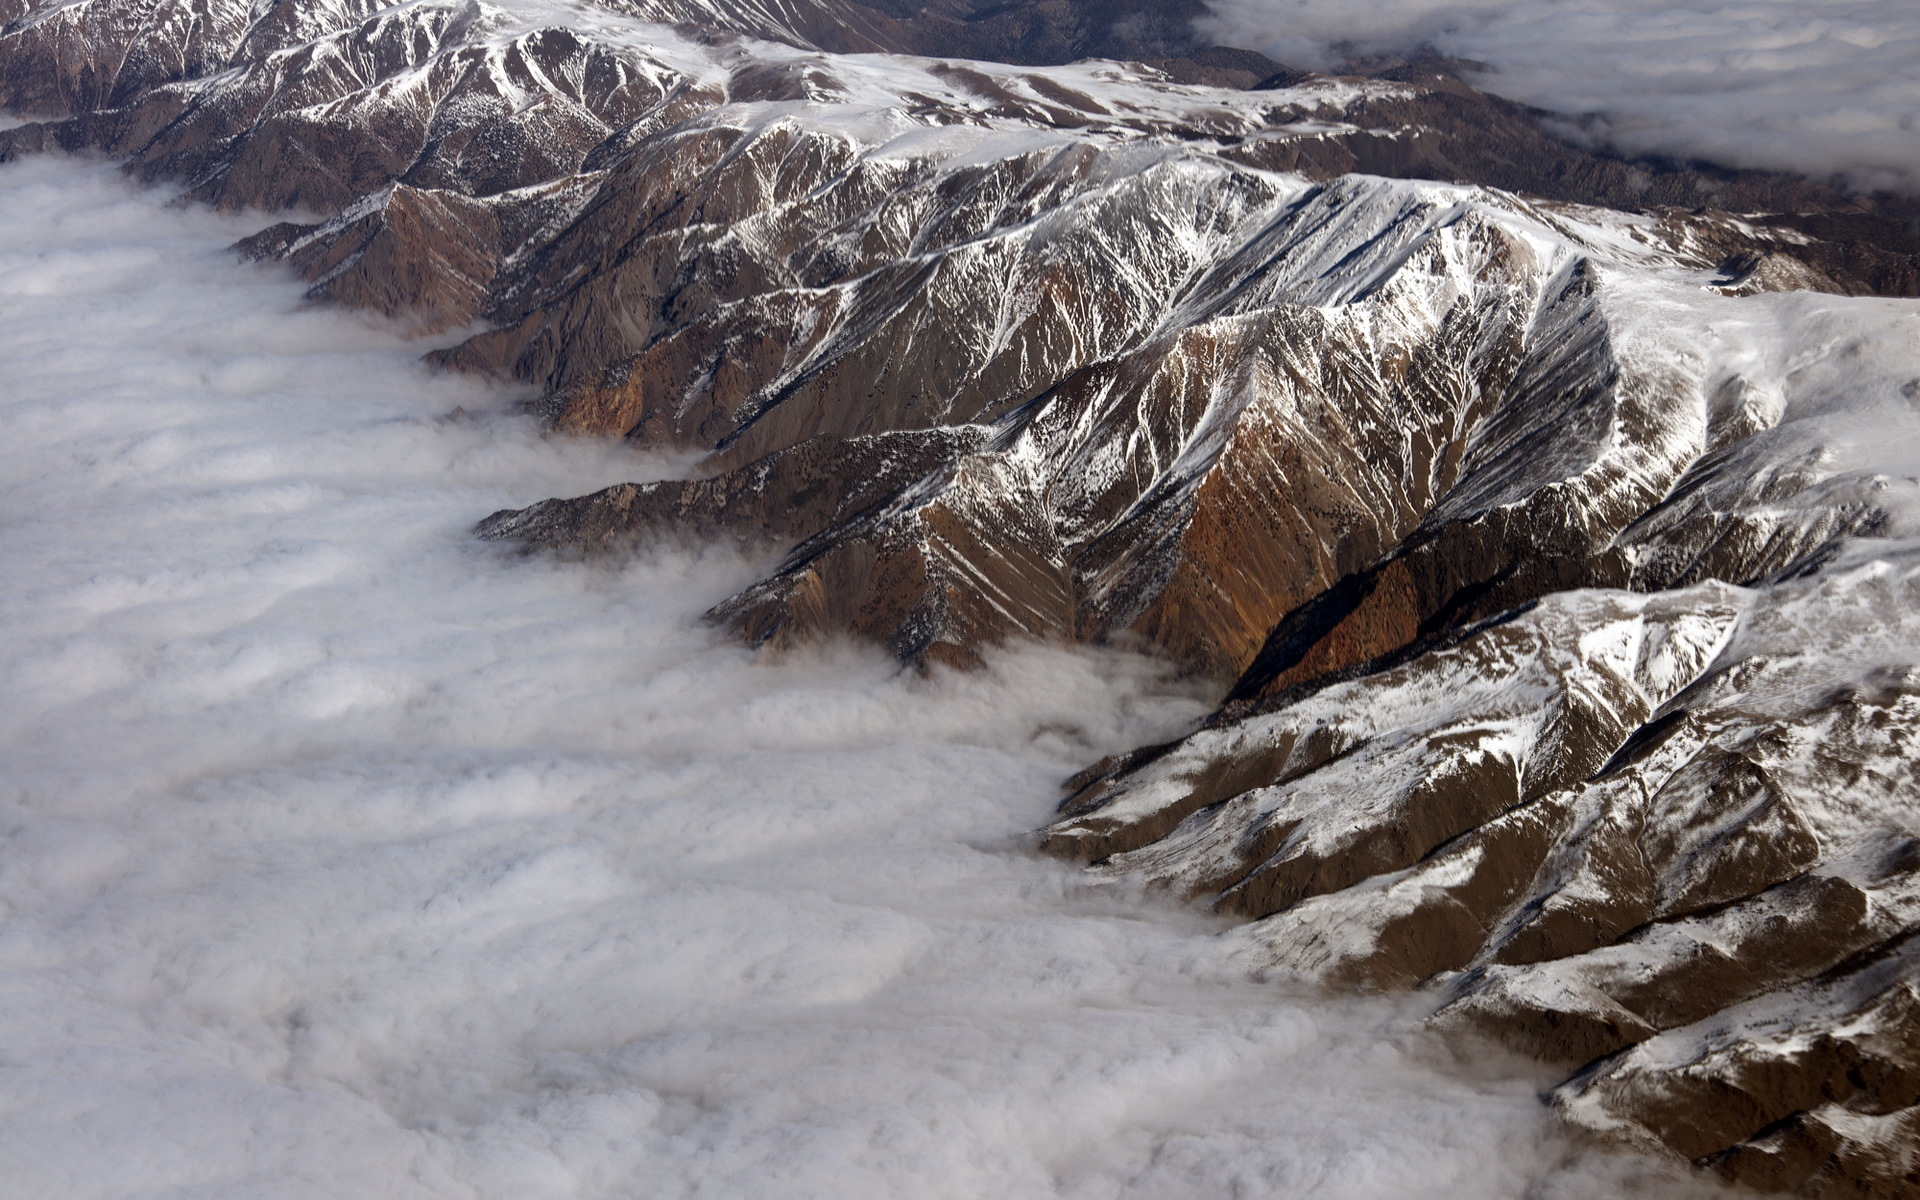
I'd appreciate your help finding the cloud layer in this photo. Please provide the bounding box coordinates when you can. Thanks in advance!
[1200,0,1920,191]
[0,153,1736,1199]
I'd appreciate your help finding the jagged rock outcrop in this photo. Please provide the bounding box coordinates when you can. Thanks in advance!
[1024,277,1920,1192]
[1049,552,1920,1194]
[5,0,1920,1193]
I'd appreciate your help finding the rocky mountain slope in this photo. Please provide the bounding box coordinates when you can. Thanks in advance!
[3,0,1918,1192]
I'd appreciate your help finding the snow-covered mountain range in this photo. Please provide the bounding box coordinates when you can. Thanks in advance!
[4,0,1917,1192]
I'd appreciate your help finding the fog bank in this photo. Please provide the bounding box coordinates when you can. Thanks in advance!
[1201,0,1920,192]
[0,154,1724,1199]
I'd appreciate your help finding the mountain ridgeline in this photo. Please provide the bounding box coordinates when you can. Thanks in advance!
[4,0,1919,1192]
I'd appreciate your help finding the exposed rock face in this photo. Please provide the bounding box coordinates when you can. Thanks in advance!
[5,0,1920,1193]
[1052,554,1920,1195]
[1031,279,1920,1191]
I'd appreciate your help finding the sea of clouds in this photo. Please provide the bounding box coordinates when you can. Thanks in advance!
[0,154,1745,1199]
[1200,0,1920,191]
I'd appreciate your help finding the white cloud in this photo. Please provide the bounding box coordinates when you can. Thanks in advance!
[1199,0,1920,191]
[0,153,1725,1199]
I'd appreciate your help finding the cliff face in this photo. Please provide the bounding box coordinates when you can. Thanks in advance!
[5,0,1919,1191]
